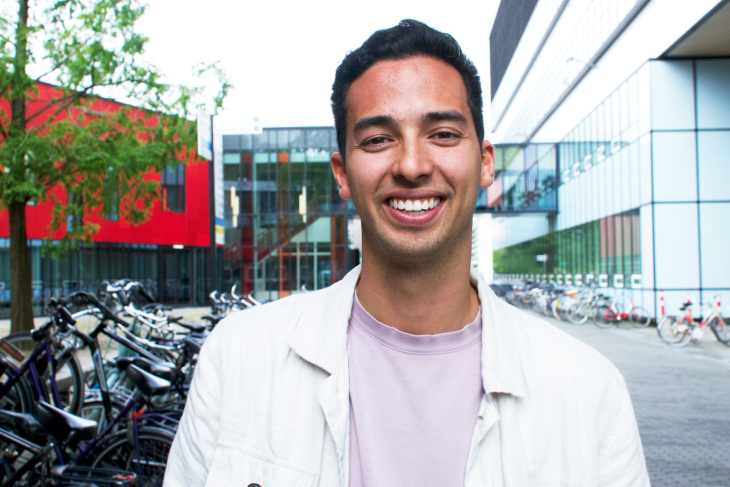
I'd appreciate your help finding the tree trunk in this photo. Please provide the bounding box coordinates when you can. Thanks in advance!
[8,0,33,334]
[9,201,34,333]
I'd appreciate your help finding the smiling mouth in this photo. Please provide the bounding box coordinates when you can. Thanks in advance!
[387,197,442,216]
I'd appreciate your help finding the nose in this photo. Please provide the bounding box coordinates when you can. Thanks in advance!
[391,134,434,182]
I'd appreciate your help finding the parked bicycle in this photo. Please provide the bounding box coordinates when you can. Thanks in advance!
[657,295,729,347]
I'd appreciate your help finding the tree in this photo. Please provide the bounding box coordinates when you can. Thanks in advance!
[0,0,230,333]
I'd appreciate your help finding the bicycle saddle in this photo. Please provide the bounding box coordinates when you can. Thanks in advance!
[33,400,97,444]
[183,336,202,355]
[116,356,176,382]
[125,363,171,397]
[201,313,226,324]
[0,409,45,436]
[167,317,207,334]
[679,302,692,311]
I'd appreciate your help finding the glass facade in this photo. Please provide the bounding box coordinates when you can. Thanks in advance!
[479,143,558,212]
[501,0,642,142]
[493,58,730,318]
[221,127,357,301]
[493,208,640,279]
[0,240,211,318]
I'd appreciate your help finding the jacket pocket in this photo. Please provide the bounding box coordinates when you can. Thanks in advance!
[204,441,315,487]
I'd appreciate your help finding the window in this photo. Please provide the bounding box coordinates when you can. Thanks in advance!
[162,164,185,212]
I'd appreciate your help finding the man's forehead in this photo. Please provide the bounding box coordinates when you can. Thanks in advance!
[346,56,469,124]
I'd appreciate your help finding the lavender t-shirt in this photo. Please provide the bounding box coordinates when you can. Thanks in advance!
[348,293,484,487]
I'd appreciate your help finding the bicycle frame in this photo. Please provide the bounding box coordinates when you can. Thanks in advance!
[0,336,63,410]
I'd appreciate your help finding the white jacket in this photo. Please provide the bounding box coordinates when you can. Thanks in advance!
[164,266,649,487]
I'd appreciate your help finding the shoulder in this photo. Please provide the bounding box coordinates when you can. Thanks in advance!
[499,299,626,394]
[206,291,322,350]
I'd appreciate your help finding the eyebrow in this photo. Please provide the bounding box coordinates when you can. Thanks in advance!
[352,111,469,136]
[353,114,399,135]
[420,111,468,124]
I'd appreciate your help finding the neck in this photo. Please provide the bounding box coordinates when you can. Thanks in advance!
[356,233,480,336]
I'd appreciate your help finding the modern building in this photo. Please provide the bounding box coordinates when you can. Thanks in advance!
[219,127,358,302]
[0,83,214,316]
[488,0,730,318]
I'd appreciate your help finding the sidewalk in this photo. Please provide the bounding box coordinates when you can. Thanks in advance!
[530,309,730,361]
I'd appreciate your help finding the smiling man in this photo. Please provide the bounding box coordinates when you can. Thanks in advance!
[165,20,649,487]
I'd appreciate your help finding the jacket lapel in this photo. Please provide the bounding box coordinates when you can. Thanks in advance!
[288,266,361,487]
[472,268,528,398]
[317,358,350,487]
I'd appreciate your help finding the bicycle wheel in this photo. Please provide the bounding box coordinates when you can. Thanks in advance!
[0,356,33,413]
[709,318,730,345]
[3,331,85,415]
[657,316,692,347]
[629,307,651,328]
[551,300,562,321]
[89,427,175,487]
[592,305,614,329]
[79,399,125,436]
[566,302,588,325]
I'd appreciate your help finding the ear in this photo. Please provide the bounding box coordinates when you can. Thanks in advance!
[331,151,352,200]
[479,140,496,188]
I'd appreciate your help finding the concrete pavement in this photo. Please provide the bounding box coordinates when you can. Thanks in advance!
[538,312,730,486]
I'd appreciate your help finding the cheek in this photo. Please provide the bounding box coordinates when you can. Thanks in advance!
[433,149,482,189]
[348,155,391,198]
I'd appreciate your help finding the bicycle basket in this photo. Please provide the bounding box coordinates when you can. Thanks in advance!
[51,465,136,486]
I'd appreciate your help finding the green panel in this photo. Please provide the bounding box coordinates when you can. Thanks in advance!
[306,148,330,162]
[290,149,306,162]
[223,153,239,163]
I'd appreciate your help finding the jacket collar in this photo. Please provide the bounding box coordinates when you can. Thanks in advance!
[287,265,528,398]
[287,266,360,374]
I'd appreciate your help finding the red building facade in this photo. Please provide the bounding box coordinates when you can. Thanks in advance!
[0,84,212,315]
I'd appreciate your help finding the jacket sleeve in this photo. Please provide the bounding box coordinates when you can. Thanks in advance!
[164,327,223,487]
[598,371,650,487]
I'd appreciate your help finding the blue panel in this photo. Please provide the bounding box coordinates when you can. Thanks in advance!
[654,203,699,289]
[698,131,730,202]
[651,61,695,131]
[700,203,730,289]
[652,131,697,202]
[696,59,730,130]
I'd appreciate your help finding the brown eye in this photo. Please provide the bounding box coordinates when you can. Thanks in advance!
[433,132,455,139]
[366,137,388,145]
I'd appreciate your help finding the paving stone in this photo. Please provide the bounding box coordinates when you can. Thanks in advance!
[538,313,730,487]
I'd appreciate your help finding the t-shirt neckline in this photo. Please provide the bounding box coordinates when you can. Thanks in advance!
[350,292,482,355]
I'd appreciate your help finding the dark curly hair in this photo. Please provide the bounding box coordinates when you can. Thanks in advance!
[331,19,484,160]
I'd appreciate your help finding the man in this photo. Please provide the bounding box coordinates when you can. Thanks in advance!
[165,20,649,487]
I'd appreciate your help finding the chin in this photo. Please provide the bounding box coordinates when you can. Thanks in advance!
[374,233,452,263]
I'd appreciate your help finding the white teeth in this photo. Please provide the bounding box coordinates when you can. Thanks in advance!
[388,197,442,213]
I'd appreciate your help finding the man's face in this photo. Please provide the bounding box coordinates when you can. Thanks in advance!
[331,56,494,262]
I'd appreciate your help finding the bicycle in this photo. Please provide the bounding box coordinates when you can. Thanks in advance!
[592,291,652,329]
[565,289,601,325]
[0,399,136,487]
[657,295,729,347]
